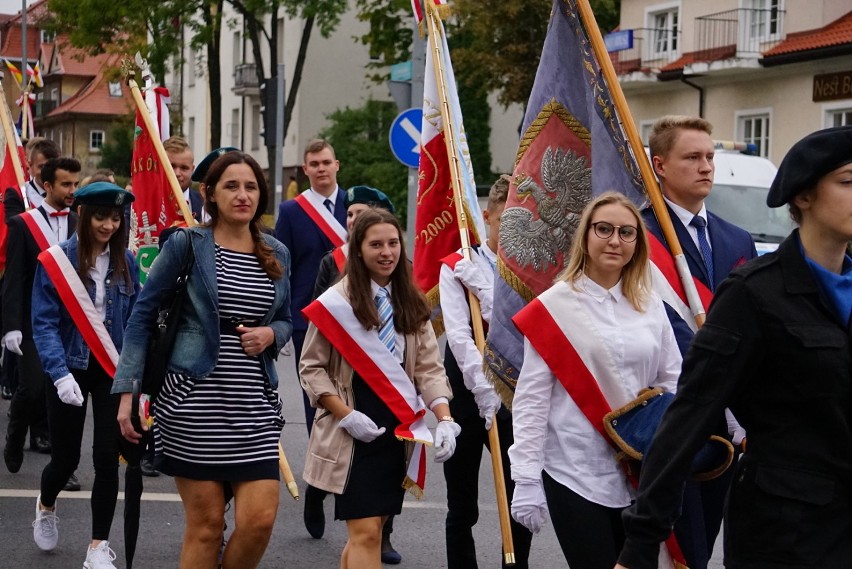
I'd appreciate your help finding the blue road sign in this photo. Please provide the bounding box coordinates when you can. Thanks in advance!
[389,108,423,168]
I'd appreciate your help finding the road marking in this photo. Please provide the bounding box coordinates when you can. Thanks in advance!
[0,489,182,502]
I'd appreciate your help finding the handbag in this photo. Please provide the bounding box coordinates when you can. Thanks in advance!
[603,387,735,481]
[140,231,195,400]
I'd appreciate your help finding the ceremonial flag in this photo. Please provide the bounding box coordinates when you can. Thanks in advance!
[15,92,35,138]
[484,0,646,405]
[0,99,27,274]
[413,0,486,331]
[28,62,43,88]
[4,59,23,87]
[129,85,173,284]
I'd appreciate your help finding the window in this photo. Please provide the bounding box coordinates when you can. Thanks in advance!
[41,30,55,44]
[646,4,680,58]
[824,104,852,128]
[188,49,196,87]
[89,130,105,152]
[251,104,260,151]
[736,110,771,158]
[230,108,240,147]
[188,117,195,149]
[50,88,58,102]
[744,0,783,45]
[108,82,122,97]
[233,31,241,65]
[640,120,656,145]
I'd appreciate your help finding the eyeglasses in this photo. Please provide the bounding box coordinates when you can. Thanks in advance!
[590,221,639,243]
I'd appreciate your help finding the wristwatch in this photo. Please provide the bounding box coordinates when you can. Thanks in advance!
[438,415,455,423]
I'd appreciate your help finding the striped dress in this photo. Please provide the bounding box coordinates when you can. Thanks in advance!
[153,245,285,479]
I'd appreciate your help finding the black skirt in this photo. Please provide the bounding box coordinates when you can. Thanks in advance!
[334,372,407,520]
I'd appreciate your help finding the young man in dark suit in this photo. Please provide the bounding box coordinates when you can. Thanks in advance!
[3,157,80,474]
[274,138,347,540]
[164,136,203,220]
[642,116,756,569]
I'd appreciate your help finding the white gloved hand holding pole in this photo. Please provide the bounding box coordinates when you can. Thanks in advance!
[433,420,462,463]
[2,330,23,356]
[339,410,386,443]
[55,373,84,406]
[472,385,502,430]
[511,479,549,534]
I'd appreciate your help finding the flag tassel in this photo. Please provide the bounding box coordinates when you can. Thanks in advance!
[424,5,516,565]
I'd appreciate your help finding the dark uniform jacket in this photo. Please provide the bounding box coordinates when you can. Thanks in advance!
[619,230,852,569]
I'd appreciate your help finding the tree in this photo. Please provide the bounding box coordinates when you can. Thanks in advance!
[319,100,409,226]
[99,115,136,178]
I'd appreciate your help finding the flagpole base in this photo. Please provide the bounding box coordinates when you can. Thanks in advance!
[503,552,516,566]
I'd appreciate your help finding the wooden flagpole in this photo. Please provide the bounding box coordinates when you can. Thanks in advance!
[574,0,707,326]
[127,76,196,228]
[278,441,300,500]
[0,81,27,188]
[424,3,516,565]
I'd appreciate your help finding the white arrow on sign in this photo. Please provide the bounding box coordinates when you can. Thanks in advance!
[399,117,421,155]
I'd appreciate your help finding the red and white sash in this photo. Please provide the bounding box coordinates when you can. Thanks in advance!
[513,281,683,569]
[332,244,348,274]
[20,209,59,251]
[303,287,432,495]
[294,193,346,247]
[37,245,119,377]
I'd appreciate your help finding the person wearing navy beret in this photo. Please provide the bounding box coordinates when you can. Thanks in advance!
[30,180,141,567]
[617,126,852,569]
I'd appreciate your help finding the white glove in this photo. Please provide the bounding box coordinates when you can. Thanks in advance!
[725,408,747,446]
[433,420,462,463]
[2,330,23,356]
[339,410,386,443]
[454,259,494,319]
[511,480,549,534]
[472,385,502,430]
[55,374,84,406]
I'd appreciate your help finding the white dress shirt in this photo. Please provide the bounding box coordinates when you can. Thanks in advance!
[90,246,111,321]
[665,196,710,253]
[25,180,45,209]
[438,244,496,393]
[306,187,340,212]
[369,280,404,364]
[40,201,70,242]
[509,276,682,507]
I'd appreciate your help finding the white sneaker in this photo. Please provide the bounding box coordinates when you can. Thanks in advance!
[83,540,117,569]
[32,495,59,551]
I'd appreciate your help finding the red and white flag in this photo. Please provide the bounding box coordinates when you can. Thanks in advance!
[413,1,485,327]
[0,105,28,274]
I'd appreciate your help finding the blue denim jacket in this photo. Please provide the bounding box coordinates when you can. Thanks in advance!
[31,235,141,383]
[112,226,292,393]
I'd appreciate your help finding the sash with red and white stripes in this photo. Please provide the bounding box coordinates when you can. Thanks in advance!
[302,287,432,495]
[513,282,686,569]
[294,193,346,248]
[20,209,58,251]
[332,245,347,274]
[37,245,119,377]
[648,231,713,331]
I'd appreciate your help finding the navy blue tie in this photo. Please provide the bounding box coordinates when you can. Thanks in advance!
[690,215,714,289]
[323,199,334,214]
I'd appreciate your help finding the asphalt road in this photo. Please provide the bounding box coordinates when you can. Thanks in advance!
[0,346,724,568]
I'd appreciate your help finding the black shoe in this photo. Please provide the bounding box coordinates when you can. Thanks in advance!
[381,534,402,565]
[30,436,52,454]
[303,485,326,539]
[63,472,81,492]
[140,456,160,477]
[1,386,12,399]
[3,443,23,473]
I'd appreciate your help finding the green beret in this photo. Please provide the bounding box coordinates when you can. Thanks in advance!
[344,185,395,213]
[191,146,240,182]
[767,126,852,207]
[72,181,134,207]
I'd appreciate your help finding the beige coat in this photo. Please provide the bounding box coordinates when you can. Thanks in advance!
[299,280,452,494]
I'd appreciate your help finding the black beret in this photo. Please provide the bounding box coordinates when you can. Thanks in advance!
[344,185,395,213]
[191,146,239,182]
[767,126,852,207]
[72,181,134,207]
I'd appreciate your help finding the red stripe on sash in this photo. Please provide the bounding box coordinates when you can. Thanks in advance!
[38,249,117,377]
[648,231,713,311]
[21,210,53,251]
[302,299,425,436]
[295,193,345,248]
[332,246,347,273]
[439,251,463,270]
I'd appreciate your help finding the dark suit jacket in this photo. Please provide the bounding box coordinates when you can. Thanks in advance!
[4,186,25,222]
[188,189,203,220]
[643,204,757,354]
[2,207,77,337]
[274,189,346,331]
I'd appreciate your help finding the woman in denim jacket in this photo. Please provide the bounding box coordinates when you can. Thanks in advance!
[115,152,292,569]
[30,182,140,568]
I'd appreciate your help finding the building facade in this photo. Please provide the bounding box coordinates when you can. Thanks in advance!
[613,0,852,164]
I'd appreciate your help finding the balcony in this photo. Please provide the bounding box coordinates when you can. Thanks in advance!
[613,27,682,80]
[233,63,260,96]
[694,8,786,62]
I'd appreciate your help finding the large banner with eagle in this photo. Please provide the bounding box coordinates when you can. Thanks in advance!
[483,0,646,405]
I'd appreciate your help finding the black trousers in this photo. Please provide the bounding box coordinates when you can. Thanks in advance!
[40,358,120,540]
[443,409,532,569]
[542,471,625,569]
[5,338,49,449]
[1,350,18,392]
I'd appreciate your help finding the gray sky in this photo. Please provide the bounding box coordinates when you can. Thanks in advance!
[0,0,33,17]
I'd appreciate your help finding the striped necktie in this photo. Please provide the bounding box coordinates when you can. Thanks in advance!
[375,287,395,354]
[690,215,714,289]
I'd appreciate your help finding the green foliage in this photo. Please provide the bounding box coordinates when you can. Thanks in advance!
[354,0,413,82]
[319,100,409,227]
[98,116,136,177]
